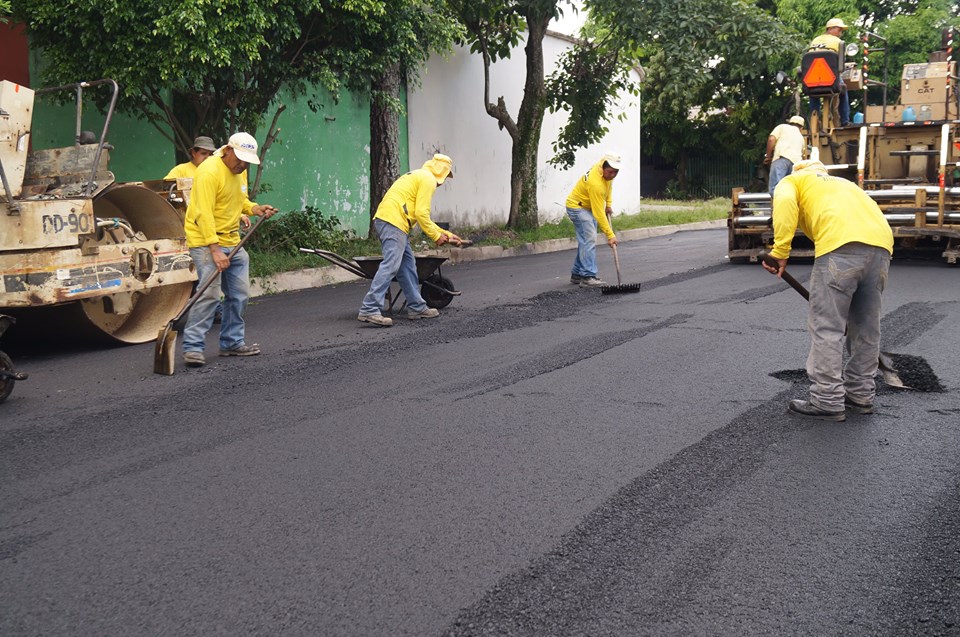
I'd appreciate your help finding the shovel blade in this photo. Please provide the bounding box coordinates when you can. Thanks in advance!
[877,351,909,389]
[153,324,178,376]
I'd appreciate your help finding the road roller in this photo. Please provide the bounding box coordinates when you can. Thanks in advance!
[0,79,195,345]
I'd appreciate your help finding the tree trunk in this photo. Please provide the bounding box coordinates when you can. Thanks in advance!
[369,63,402,238]
[507,16,551,230]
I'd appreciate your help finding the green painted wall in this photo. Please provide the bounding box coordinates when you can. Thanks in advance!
[25,47,405,237]
[257,88,409,237]
[27,52,174,182]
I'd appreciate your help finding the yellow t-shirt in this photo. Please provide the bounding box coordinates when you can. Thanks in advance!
[565,160,615,239]
[373,168,445,242]
[771,169,893,259]
[184,156,254,248]
[807,33,843,54]
[769,124,805,163]
[164,161,197,180]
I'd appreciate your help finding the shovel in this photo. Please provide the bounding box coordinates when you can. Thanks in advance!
[154,217,263,375]
[759,253,910,389]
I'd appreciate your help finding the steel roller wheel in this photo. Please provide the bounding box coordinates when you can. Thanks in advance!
[78,183,193,344]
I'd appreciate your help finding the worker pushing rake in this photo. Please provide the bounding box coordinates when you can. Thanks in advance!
[565,152,638,294]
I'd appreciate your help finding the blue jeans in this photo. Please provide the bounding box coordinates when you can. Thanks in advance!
[768,158,794,195]
[806,242,890,410]
[183,246,250,352]
[811,88,850,126]
[359,219,428,315]
[567,207,598,278]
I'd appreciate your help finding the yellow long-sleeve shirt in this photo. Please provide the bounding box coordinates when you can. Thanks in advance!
[374,168,445,241]
[771,168,893,259]
[184,156,254,248]
[164,161,198,180]
[566,160,615,239]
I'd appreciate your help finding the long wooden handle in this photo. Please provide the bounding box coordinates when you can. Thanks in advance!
[611,243,622,286]
[760,253,809,301]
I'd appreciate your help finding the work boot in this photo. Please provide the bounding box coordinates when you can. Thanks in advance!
[579,277,607,288]
[219,343,261,357]
[183,351,206,368]
[407,307,440,320]
[357,313,393,327]
[845,395,874,414]
[570,274,585,284]
[788,399,846,422]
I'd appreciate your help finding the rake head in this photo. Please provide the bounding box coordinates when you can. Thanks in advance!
[601,282,641,295]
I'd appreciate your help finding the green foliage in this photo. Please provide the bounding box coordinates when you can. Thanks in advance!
[13,0,459,155]
[558,0,802,178]
[247,206,357,258]
[865,0,960,103]
[0,0,11,20]
[546,42,638,168]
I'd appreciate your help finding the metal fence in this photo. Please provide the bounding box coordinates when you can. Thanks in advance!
[686,155,756,198]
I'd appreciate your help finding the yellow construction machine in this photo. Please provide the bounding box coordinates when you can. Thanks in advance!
[729,32,960,264]
[0,79,196,344]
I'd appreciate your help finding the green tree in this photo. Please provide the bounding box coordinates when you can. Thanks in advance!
[347,0,462,233]
[555,0,801,194]
[446,0,570,229]
[12,0,384,158]
[861,0,959,105]
[13,0,460,218]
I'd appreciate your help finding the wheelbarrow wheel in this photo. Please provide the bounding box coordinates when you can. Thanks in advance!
[422,275,456,309]
[0,351,15,404]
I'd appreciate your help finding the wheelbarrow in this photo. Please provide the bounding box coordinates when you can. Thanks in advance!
[0,314,29,405]
[299,248,462,311]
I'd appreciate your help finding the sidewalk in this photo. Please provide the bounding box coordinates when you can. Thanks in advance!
[249,219,726,297]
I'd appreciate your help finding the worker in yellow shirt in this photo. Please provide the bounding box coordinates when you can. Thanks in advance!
[762,160,894,421]
[565,153,621,287]
[806,18,851,127]
[182,133,277,367]
[164,136,217,179]
[357,153,463,327]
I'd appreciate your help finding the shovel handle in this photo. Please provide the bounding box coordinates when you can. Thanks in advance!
[760,253,809,301]
[171,216,265,323]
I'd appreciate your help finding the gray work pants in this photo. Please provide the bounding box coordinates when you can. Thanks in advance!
[806,242,890,410]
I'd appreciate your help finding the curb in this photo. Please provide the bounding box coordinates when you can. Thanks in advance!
[250,218,726,297]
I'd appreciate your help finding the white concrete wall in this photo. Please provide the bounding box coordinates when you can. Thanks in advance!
[408,30,641,229]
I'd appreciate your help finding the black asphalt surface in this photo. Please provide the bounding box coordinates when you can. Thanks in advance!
[2,229,958,636]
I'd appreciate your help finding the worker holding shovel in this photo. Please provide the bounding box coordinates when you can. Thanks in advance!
[181,133,277,368]
[762,159,893,421]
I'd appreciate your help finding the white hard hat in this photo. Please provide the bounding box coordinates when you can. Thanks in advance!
[826,18,848,30]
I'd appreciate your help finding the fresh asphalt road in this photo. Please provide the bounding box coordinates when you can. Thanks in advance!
[2,228,958,636]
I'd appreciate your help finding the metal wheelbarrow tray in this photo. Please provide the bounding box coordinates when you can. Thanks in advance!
[299,247,462,311]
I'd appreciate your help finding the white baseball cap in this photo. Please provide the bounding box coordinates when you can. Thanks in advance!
[227,132,260,165]
[602,153,623,170]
